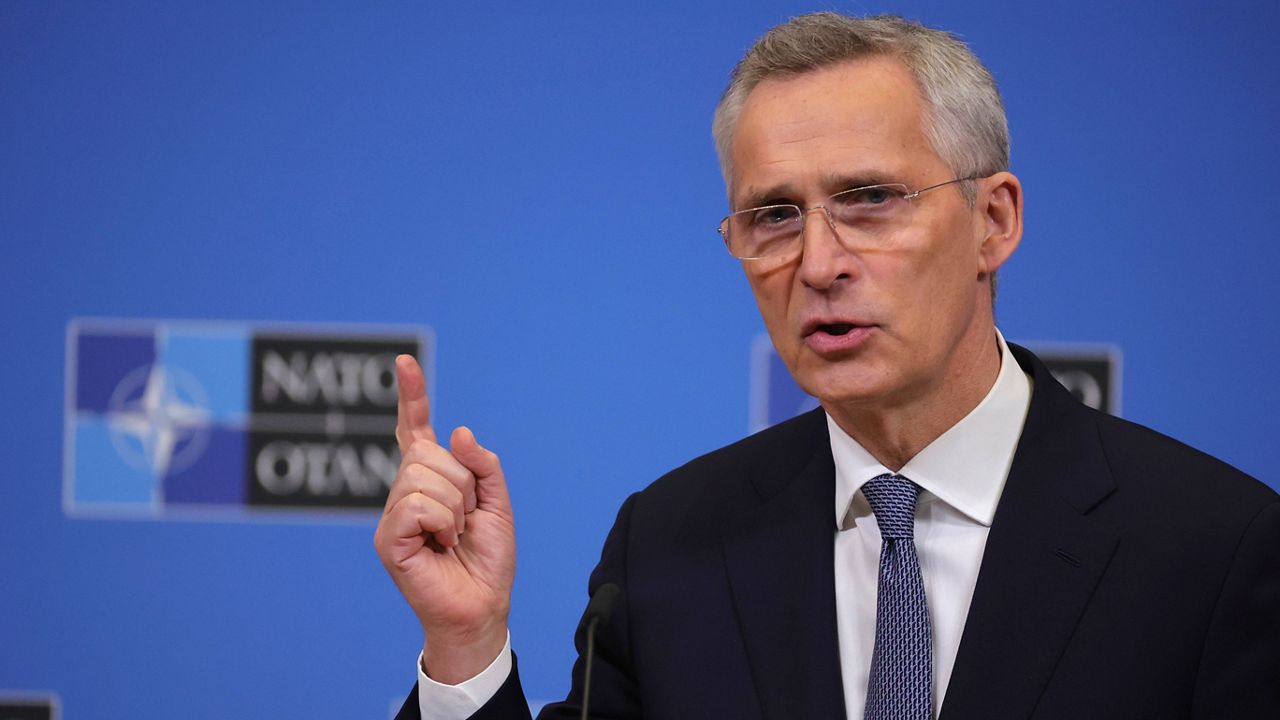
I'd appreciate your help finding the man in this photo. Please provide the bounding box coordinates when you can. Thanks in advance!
[376,13,1280,719]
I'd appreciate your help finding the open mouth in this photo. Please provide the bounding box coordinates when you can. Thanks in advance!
[802,320,876,353]
[817,323,856,336]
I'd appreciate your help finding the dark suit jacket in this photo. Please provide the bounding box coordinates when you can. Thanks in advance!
[399,345,1280,719]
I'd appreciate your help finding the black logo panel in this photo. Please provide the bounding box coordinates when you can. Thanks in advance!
[246,431,400,508]
[251,335,420,417]
[1037,348,1120,415]
[247,333,420,508]
[0,699,54,720]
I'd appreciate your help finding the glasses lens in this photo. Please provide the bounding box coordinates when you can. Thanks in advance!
[726,205,802,259]
[826,185,909,228]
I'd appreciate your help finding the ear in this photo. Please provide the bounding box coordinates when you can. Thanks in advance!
[975,171,1023,277]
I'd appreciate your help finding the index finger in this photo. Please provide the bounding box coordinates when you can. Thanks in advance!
[395,354,435,452]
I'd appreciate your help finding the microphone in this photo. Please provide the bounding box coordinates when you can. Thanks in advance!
[580,582,621,720]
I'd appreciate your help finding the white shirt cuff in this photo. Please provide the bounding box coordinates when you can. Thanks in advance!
[416,631,513,720]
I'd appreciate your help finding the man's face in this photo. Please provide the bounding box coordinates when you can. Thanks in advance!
[730,57,997,412]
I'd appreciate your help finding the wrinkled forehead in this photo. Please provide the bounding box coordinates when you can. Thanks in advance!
[726,57,938,207]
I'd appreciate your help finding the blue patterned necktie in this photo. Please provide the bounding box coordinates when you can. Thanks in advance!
[862,473,933,720]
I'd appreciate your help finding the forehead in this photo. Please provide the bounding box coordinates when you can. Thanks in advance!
[728,56,942,206]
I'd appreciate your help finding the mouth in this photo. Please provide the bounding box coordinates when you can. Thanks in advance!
[801,319,877,355]
[802,319,871,337]
[814,322,856,336]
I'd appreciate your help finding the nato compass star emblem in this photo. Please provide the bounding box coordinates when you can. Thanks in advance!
[64,320,244,515]
[106,363,212,478]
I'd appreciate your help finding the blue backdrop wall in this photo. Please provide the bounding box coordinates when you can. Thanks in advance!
[2,1,1278,717]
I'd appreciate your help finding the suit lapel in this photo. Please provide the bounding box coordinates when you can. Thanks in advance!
[940,346,1119,720]
[722,431,848,720]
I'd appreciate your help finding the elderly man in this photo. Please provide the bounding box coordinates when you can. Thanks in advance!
[377,13,1280,720]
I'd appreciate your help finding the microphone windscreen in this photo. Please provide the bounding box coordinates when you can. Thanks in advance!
[585,582,622,628]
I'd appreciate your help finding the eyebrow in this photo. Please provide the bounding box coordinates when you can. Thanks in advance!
[734,183,798,212]
[735,171,895,211]
[825,171,893,191]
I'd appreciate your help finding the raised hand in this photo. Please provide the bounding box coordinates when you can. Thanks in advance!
[374,354,516,683]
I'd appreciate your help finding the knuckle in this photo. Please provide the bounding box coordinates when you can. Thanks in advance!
[410,491,446,516]
[399,462,427,483]
[445,484,465,512]
[419,468,455,497]
[406,463,449,491]
[405,491,430,511]
[392,464,421,490]
[408,437,436,456]
[406,496,443,527]
[451,467,477,490]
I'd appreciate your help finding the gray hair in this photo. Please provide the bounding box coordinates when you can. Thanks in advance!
[712,13,1010,205]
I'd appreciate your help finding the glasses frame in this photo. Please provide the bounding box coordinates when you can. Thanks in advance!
[717,175,985,260]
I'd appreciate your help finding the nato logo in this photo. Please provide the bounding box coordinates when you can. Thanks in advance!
[749,335,1121,432]
[64,319,428,519]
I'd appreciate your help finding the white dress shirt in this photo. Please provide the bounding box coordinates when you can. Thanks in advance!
[419,331,1031,719]
[416,632,512,718]
[831,331,1031,719]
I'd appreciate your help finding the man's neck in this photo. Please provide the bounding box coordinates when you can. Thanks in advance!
[824,327,1003,472]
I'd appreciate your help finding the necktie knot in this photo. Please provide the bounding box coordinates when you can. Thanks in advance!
[861,473,920,540]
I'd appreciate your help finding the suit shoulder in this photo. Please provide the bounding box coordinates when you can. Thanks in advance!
[1093,409,1277,508]
[630,408,828,511]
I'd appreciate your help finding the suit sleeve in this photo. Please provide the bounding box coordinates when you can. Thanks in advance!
[1191,499,1280,718]
[395,654,533,720]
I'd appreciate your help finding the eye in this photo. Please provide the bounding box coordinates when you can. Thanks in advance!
[835,185,903,207]
[749,205,801,227]
[861,186,895,204]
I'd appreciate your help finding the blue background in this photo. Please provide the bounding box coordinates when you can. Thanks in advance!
[2,1,1278,717]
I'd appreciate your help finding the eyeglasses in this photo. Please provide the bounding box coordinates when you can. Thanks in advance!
[717,176,982,260]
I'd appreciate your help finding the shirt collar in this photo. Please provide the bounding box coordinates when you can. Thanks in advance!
[829,329,1032,530]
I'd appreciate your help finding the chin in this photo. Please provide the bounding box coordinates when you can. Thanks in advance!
[791,358,895,408]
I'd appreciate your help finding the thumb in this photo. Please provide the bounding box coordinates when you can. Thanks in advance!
[450,426,511,511]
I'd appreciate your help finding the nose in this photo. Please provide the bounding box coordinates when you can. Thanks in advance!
[797,205,855,290]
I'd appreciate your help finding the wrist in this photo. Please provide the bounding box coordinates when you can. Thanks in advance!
[421,620,509,685]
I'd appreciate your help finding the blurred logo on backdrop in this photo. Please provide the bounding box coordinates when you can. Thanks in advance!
[749,335,1121,432]
[64,319,429,519]
[0,695,57,720]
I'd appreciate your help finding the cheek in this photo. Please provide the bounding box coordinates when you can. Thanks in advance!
[744,267,798,351]
[912,217,975,278]
[918,241,981,341]
[877,226,978,333]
